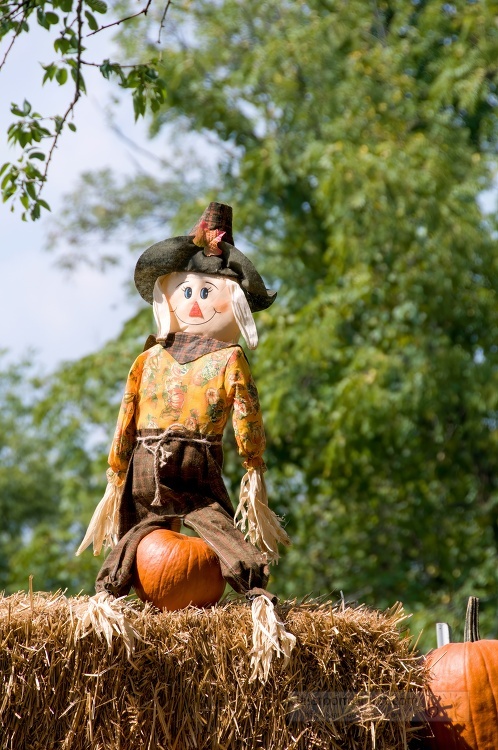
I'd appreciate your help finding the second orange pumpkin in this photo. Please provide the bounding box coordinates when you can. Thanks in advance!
[425,597,498,750]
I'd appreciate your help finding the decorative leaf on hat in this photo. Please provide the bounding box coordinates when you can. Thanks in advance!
[192,220,225,256]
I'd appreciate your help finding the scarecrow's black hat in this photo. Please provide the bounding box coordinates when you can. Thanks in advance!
[134,202,276,313]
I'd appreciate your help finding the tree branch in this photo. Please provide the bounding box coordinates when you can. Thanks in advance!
[0,9,28,72]
[86,0,153,38]
[39,0,84,195]
[157,0,172,44]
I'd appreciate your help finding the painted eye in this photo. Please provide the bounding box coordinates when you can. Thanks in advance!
[200,287,210,300]
[183,287,192,299]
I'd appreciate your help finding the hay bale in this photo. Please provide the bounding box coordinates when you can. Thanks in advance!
[0,592,425,749]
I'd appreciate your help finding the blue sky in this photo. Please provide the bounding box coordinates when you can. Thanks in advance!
[0,25,158,371]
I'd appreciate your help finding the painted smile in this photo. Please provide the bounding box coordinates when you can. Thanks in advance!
[174,309,218,326]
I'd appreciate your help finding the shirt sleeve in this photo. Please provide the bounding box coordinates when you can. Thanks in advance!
[225,348,266,470]
[107,353,144,482]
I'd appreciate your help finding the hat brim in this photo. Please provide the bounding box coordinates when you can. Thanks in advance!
[134,236,276,313]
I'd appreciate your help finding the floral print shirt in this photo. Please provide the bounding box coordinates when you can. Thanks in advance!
[108,342,266,484]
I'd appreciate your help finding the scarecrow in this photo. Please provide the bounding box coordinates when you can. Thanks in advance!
[76,203,294,677]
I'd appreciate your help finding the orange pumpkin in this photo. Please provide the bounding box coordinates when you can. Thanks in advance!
[425,597,498,749]
[133,529,225,611]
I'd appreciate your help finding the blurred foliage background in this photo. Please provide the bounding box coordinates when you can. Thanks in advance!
[3,0,498,650]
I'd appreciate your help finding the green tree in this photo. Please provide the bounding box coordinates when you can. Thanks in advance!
[0,312,147,594]
[8,0,498,648]
[0,355,98,592]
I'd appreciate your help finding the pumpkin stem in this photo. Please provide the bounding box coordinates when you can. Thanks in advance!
[464,596,480,642]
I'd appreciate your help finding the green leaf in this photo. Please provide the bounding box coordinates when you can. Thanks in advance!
[54,37,72,55]
[57,0,73,12]
[99,60,123,81]
[1,171,14,190]
[85,0,107,14]
[132,90,145,120]
[25,181,37,199]
[55,67,68,85]
[42,64,57,84]
[18,131,31,148]
[3,187,16,202]
[85,11,99,31]
[25,162,43,181]
[36,8,49,30]
[28,152,46,161]
[53,116,63,134]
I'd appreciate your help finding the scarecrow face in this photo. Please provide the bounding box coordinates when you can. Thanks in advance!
[163,272,240,342]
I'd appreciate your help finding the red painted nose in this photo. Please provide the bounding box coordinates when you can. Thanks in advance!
[189,301,204,318]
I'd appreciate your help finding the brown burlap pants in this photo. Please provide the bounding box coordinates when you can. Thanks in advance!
[95,428,269,598]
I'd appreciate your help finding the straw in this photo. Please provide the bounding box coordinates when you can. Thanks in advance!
[0,591,426,750]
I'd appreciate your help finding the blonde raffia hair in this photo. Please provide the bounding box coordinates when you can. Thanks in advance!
[152,275,258,349]
[153,275,171,339]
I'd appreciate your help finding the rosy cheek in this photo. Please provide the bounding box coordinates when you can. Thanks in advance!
[215,300,230,313]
